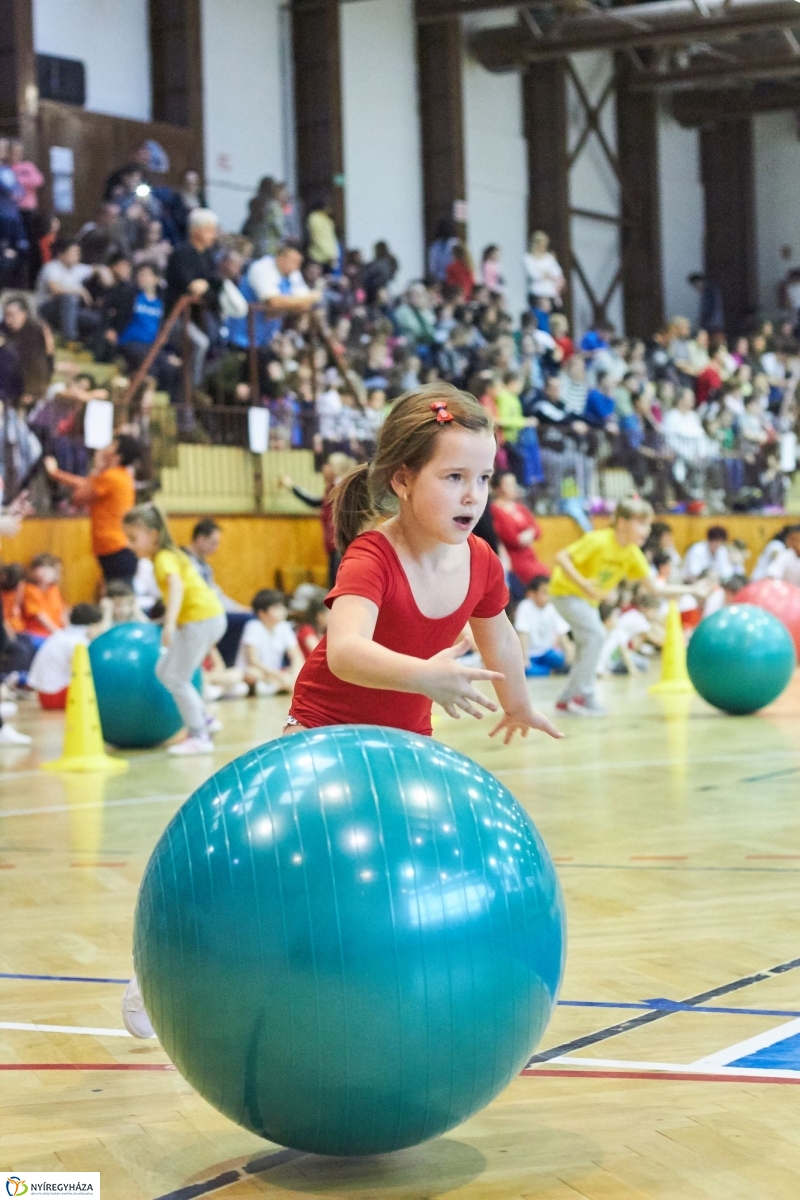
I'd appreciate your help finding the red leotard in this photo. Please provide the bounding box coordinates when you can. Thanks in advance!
[289,530,509,735]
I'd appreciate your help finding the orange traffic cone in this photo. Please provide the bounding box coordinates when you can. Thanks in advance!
[43,643,128,773]
[649,601,694,696]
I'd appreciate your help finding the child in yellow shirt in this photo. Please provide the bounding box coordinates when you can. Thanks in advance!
[549,496,653,715]
[123,505,226,755]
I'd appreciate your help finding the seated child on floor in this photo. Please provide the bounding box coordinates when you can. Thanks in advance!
[27,603,104,709]
[22,554,66,646]
[235,589,305,696]
[596,590,662,677]
[514,575,572,676]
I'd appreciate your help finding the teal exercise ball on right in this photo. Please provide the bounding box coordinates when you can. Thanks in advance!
[134,725,566,1156]
[687,603,796,715]
[89,623,197,748]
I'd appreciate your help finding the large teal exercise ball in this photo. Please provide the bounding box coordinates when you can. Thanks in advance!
[134,726,566,1156]
[89,623,199,748]
[687,603,796,715]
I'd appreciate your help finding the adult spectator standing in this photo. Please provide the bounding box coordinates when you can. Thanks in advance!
[35,239,101,343]
[683,525,733,583]
[688,272,725,334]
[306,196,340,271]
[184,519,249,614]
[165,208,222,388]
[427,218,458,283]
[523,231,565,310]
[9,139,43,285]
[44,435,141,585]
[1,296,53,405]
[0,177,27,290]
[360,241,399,305]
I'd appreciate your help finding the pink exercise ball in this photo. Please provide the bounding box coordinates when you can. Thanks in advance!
[736,578,800,658]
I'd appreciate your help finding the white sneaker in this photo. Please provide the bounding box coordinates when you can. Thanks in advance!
[168,735,215,756]
[122,976,156,1039]
[255,681,278,697]
[206,715,223,735]
[203,683,224,702]
[0,701,18,719]
[223,681,250,699]
[0,724,31,746]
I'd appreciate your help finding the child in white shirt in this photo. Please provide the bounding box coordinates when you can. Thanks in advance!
[28,603,104,709]
[514,576,571,677]
[235,589,305,696]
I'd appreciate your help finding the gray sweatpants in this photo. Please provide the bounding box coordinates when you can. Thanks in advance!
[156,613,227,737]
[551,595,605,702]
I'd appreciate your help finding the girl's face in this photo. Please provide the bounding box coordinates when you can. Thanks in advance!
[616,517,651,547]
[126,523,160,558]
[394,428,496,546]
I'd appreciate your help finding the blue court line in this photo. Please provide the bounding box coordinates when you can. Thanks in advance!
[2,972,800,1022]
[0,971,130,984]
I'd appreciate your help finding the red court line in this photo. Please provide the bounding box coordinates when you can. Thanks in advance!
[0,1063,175,1071]
[629,856,688,862]
[521,1068,800,1085]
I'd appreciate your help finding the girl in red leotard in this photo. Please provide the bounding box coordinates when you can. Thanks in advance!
[287,383,562,745]
[490,471,550,599]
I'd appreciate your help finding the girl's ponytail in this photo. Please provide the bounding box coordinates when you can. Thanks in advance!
[331,463,373,552]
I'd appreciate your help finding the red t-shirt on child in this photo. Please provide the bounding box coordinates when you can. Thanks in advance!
[289,530,509,735]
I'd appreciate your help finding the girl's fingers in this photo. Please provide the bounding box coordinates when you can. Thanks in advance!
[443,703,460,719]
[534,713,564,739]
[464,667,505,682]
[467,688,499,712]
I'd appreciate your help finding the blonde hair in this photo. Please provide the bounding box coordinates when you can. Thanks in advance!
[332,383,494,551]
[612,496,654,524]
[122,503,178,552]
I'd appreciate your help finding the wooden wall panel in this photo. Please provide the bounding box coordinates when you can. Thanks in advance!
[35,102,197,237]
[523,59,570,319]
[616,57,664,339]
[2,514,791,608]
[700,118,757,336]
[417,17,466,246]
[291,0,345,232]
[149,0,204,169]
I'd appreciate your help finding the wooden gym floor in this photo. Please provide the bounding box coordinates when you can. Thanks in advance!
[2,670,800,1199]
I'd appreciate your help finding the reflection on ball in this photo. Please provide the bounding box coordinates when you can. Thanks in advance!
[134,725,566,1156]
[687,604,796,715]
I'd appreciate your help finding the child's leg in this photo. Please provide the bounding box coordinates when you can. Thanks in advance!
[156,615,227,737]
[551,597,606,702]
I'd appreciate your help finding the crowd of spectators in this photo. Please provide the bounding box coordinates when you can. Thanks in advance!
[0,137,799,520]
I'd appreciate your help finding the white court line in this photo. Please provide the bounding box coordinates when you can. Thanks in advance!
[0,792,186,819]
[0,1020,131,1037]
[691,1017,800,1067]
[548,1055,800,1080]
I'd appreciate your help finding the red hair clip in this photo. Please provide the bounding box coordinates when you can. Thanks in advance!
[431,400,454,424]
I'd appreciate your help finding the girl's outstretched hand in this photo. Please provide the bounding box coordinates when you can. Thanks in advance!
[419,639,505,720]
[490,708,564,745]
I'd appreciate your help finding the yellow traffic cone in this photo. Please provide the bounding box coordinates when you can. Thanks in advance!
[43,643,128,774]
[649,601,694,696]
